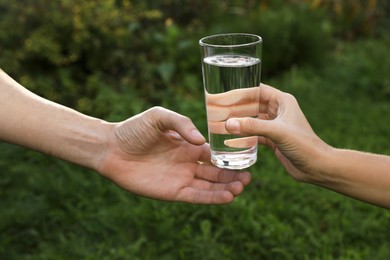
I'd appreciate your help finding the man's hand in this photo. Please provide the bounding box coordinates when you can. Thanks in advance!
[98,107,251,204]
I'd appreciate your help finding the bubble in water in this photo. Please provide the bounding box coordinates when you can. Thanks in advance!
[204,55,259,67]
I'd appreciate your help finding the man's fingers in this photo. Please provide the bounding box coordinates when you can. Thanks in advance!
[197,143,212,163]
[190,179,244,195]
[177,187,235,204]
[177,178,248,204]
[194,164,251,186]
[148,107,206,145]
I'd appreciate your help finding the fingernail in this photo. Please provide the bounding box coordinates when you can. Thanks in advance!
[226,119,240,133]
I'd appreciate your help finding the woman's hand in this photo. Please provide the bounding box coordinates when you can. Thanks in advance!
[225,83,390,208]
[225,84,332,183]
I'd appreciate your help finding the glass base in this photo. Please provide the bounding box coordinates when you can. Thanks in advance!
[211,148,257,170]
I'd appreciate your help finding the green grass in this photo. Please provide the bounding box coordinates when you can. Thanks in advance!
[1,37,390,259]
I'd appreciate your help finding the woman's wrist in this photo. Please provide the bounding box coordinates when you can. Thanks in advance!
[301,143,340,187]
[315,147,344,185]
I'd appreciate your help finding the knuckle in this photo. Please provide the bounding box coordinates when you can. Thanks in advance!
[178,115,192,125]
[148,106,165,115]
[146,106,168,121]
[283,92,298,104]
[143,107,167,130]
[241,117,257,133]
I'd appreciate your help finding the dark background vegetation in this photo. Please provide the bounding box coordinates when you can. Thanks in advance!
[1,0,389,259]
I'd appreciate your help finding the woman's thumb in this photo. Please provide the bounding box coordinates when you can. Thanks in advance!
[226,117,277,140]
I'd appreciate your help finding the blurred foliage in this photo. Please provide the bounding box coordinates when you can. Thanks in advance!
[0,0,324,119]
[326,36,390,100]
[0,0,208,119]
[1,1,390,259]
[208,1,331,76]
[0,0,387,120]
[306,0,387,39]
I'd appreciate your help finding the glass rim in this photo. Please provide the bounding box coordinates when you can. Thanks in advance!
[199,33,262,48]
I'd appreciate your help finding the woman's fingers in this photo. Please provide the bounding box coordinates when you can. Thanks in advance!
[226,117,279,141]
[206,101,259,121]
[224,136,258,148]
[205,87,260,106]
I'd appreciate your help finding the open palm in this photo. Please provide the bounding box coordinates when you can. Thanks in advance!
[98,107,251,204]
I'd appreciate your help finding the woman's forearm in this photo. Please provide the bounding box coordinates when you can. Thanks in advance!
[0,70,112,171]
[318,148,390,208]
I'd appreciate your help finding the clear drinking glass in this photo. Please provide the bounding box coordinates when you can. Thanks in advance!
[199,33,262,169]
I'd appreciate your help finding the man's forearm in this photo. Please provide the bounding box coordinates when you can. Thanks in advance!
[0,70,112,171]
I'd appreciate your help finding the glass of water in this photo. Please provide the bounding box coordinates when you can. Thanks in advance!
[199,33,262,169]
